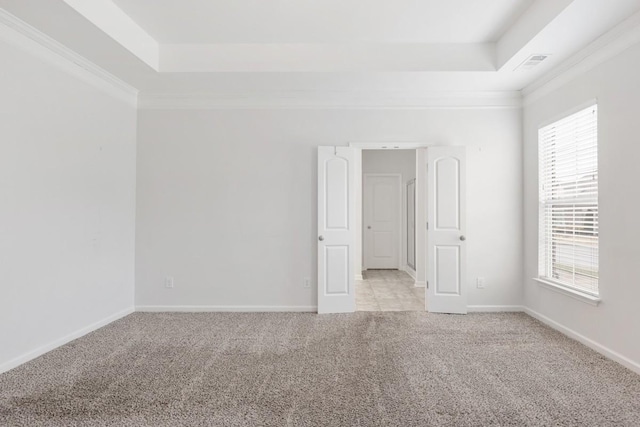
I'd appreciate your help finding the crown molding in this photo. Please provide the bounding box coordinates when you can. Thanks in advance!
[139,91,522,110]
[0,8,138,107]
[523,10,640,106]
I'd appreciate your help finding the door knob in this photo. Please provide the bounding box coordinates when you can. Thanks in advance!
[460,235,466,241]
[318,235,324,241]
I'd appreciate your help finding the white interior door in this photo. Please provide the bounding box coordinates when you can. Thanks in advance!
[426,146,467,314]
[318,146,356,314]
[363,174,400,269]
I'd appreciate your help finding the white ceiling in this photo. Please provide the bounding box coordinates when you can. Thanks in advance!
[1,0,640,99]
[111,0,534,43]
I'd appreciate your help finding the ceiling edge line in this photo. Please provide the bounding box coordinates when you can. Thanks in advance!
[522,9,640,106]
[0,8,139,107]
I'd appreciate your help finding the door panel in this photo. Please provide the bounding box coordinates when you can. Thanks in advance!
[373,232,393,257]
[325,158,349,230]
[435,158,461,230]
[364,175,400,269]
[318,147,356,313]
[426,147,467,314]
[324,246,349,295]
[373,184,394,221]
[434,246,460,295]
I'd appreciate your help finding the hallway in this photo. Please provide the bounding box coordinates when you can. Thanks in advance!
[356,270,425,311]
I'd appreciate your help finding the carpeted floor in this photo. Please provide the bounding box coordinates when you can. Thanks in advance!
[1,312,639,426]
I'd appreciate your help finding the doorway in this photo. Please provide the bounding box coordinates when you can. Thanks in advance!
[356,270,425,311]
[359,149,421,311]
[317,144,467,314]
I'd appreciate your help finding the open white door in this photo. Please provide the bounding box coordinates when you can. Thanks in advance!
[318,146,356,314]
[426,146,467,314]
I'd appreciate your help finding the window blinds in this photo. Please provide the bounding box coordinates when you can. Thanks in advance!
[538,104,599,295]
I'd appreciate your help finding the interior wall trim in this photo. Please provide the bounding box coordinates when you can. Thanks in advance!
[135,305,318,313]
[0,307,134,375]
[466,305,524,312]
[0,9,138,107]
[524,307,640,376]
[403,265,417,280]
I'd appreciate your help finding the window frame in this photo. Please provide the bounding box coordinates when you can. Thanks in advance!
[536,100,600,305]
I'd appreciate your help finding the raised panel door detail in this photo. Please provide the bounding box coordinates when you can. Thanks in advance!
[324,245,349,295]
[318,146,355,313]
[434,157,460,231]
[373,231,394,257]
[373,183,394,222]
[325,158,349,230]
[426,146,466,314]
[434,246,461,295]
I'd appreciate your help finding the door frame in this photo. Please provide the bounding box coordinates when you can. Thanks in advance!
[362,173,402,270]
[350,142,429,290]
[336,142,468,315]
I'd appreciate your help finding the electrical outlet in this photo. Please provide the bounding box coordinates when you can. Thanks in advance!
[476,277,486,289]
[165,276,174,289]
[303,277,311,288]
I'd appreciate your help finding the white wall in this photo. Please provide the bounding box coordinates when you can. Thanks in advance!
[136,108,523,310]
[0,39,137,371]
[362,149,416,272]
[363,150,416,182]
[523,43,640,371]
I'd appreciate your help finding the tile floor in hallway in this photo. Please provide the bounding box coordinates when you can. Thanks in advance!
[356,269,426,311]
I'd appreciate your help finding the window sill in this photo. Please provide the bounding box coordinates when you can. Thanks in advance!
[533,278,602,306]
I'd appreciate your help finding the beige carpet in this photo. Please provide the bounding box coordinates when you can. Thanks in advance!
[1,312,639,426]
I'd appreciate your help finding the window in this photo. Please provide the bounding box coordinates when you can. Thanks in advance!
[538,104,599,296]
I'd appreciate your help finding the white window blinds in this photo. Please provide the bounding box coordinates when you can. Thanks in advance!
[538,104,599,295]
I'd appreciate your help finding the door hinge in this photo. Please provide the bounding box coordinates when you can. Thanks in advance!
[426,222,429,230]
[426,281,429,289]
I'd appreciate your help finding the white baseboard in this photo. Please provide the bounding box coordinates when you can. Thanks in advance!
[403,265,417,280]
[354,274,364,281]
[524,307,640,376]
[414,281,426,288]
[0,306,134,375]
[136,305,318,313]
[467,305,524,313]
